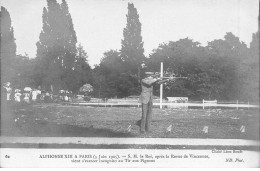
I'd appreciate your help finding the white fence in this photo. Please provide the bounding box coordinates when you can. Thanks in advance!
[202,99,217,109]
[70,98,259,109]
[167,97,188,103]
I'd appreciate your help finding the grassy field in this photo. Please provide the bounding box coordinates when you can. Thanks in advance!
[1,102,259,140]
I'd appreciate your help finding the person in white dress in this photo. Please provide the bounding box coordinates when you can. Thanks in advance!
[64,90,69,101]
[14,89,22,102]
[23,92,30,103]
[32,89,41,102]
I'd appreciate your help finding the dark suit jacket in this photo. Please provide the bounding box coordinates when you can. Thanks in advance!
[139,77,158,104]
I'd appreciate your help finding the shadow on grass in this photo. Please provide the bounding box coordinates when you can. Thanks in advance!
[3,120,135,138]
[1,101,135,137]
[44,121,135,137]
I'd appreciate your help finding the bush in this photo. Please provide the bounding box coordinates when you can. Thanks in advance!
[83,96,91,102]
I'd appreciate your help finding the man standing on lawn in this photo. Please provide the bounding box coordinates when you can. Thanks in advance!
[139,72,170,133]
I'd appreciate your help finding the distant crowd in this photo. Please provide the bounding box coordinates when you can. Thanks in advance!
[2,82,73,104]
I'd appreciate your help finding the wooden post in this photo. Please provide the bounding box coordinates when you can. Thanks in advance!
[202,99,204,109]
[236,100,238,110]
[160,62,163,109]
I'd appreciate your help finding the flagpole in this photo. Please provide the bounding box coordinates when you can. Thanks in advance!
[160,62,163,109]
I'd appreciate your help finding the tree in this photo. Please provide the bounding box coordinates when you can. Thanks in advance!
[120,3,145,93]
[35,0,77,92]
[96,50,123,98]
[91,3,146,98]
[79,83,93,95]
[245,31,259,102]
[91,66,107,98]
[0,6,17,83]
[70,44,92,93]
[91,49,140,98]
[60,0,77,70]
[11,54,36,89]
[207,32,251,101]
[147,38,203,99]
[146,34,254,101]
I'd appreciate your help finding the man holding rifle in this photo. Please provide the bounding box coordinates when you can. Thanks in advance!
[139,72,175,134]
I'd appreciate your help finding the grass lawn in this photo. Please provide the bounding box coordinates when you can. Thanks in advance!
[1,102,259,140]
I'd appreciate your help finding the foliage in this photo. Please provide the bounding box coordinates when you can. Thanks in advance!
[2,2,258,102]
[11,54,36,89]
[0,6,17,83]
[146,33,259,101]
[83,96,91,102]
[80,83,93,94]
[91,50,122,98]
[91,66,107,98]
[67,44,92,93]
[34,0,78,92]
[120,3,145,94]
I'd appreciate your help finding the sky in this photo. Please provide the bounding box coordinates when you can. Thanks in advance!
[1,0,259,67]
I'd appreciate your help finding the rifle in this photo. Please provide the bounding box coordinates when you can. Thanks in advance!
[161,76,188,79]
[145,72,160,78]
[145,72,187,84]
[157,76,187,85]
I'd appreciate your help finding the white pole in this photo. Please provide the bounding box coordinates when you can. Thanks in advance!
[160,62,163,109]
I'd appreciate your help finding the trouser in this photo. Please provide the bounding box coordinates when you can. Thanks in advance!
[141,98,153,132]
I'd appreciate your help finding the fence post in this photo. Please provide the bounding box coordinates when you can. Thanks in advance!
[202,99,204,109]
[105,98,106,108]
[248,101,249,109]
[236,100,238,110]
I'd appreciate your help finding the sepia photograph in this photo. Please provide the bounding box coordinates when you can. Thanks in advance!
[0,0,259,168]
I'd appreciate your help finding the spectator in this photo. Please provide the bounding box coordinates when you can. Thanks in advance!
[14,89,22,102]
[23,87,32,103]
[64,90,69,102]
[23,91,30,103]
[44,92,52,103]
[3,82,12,101]
[32,88,41,102]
